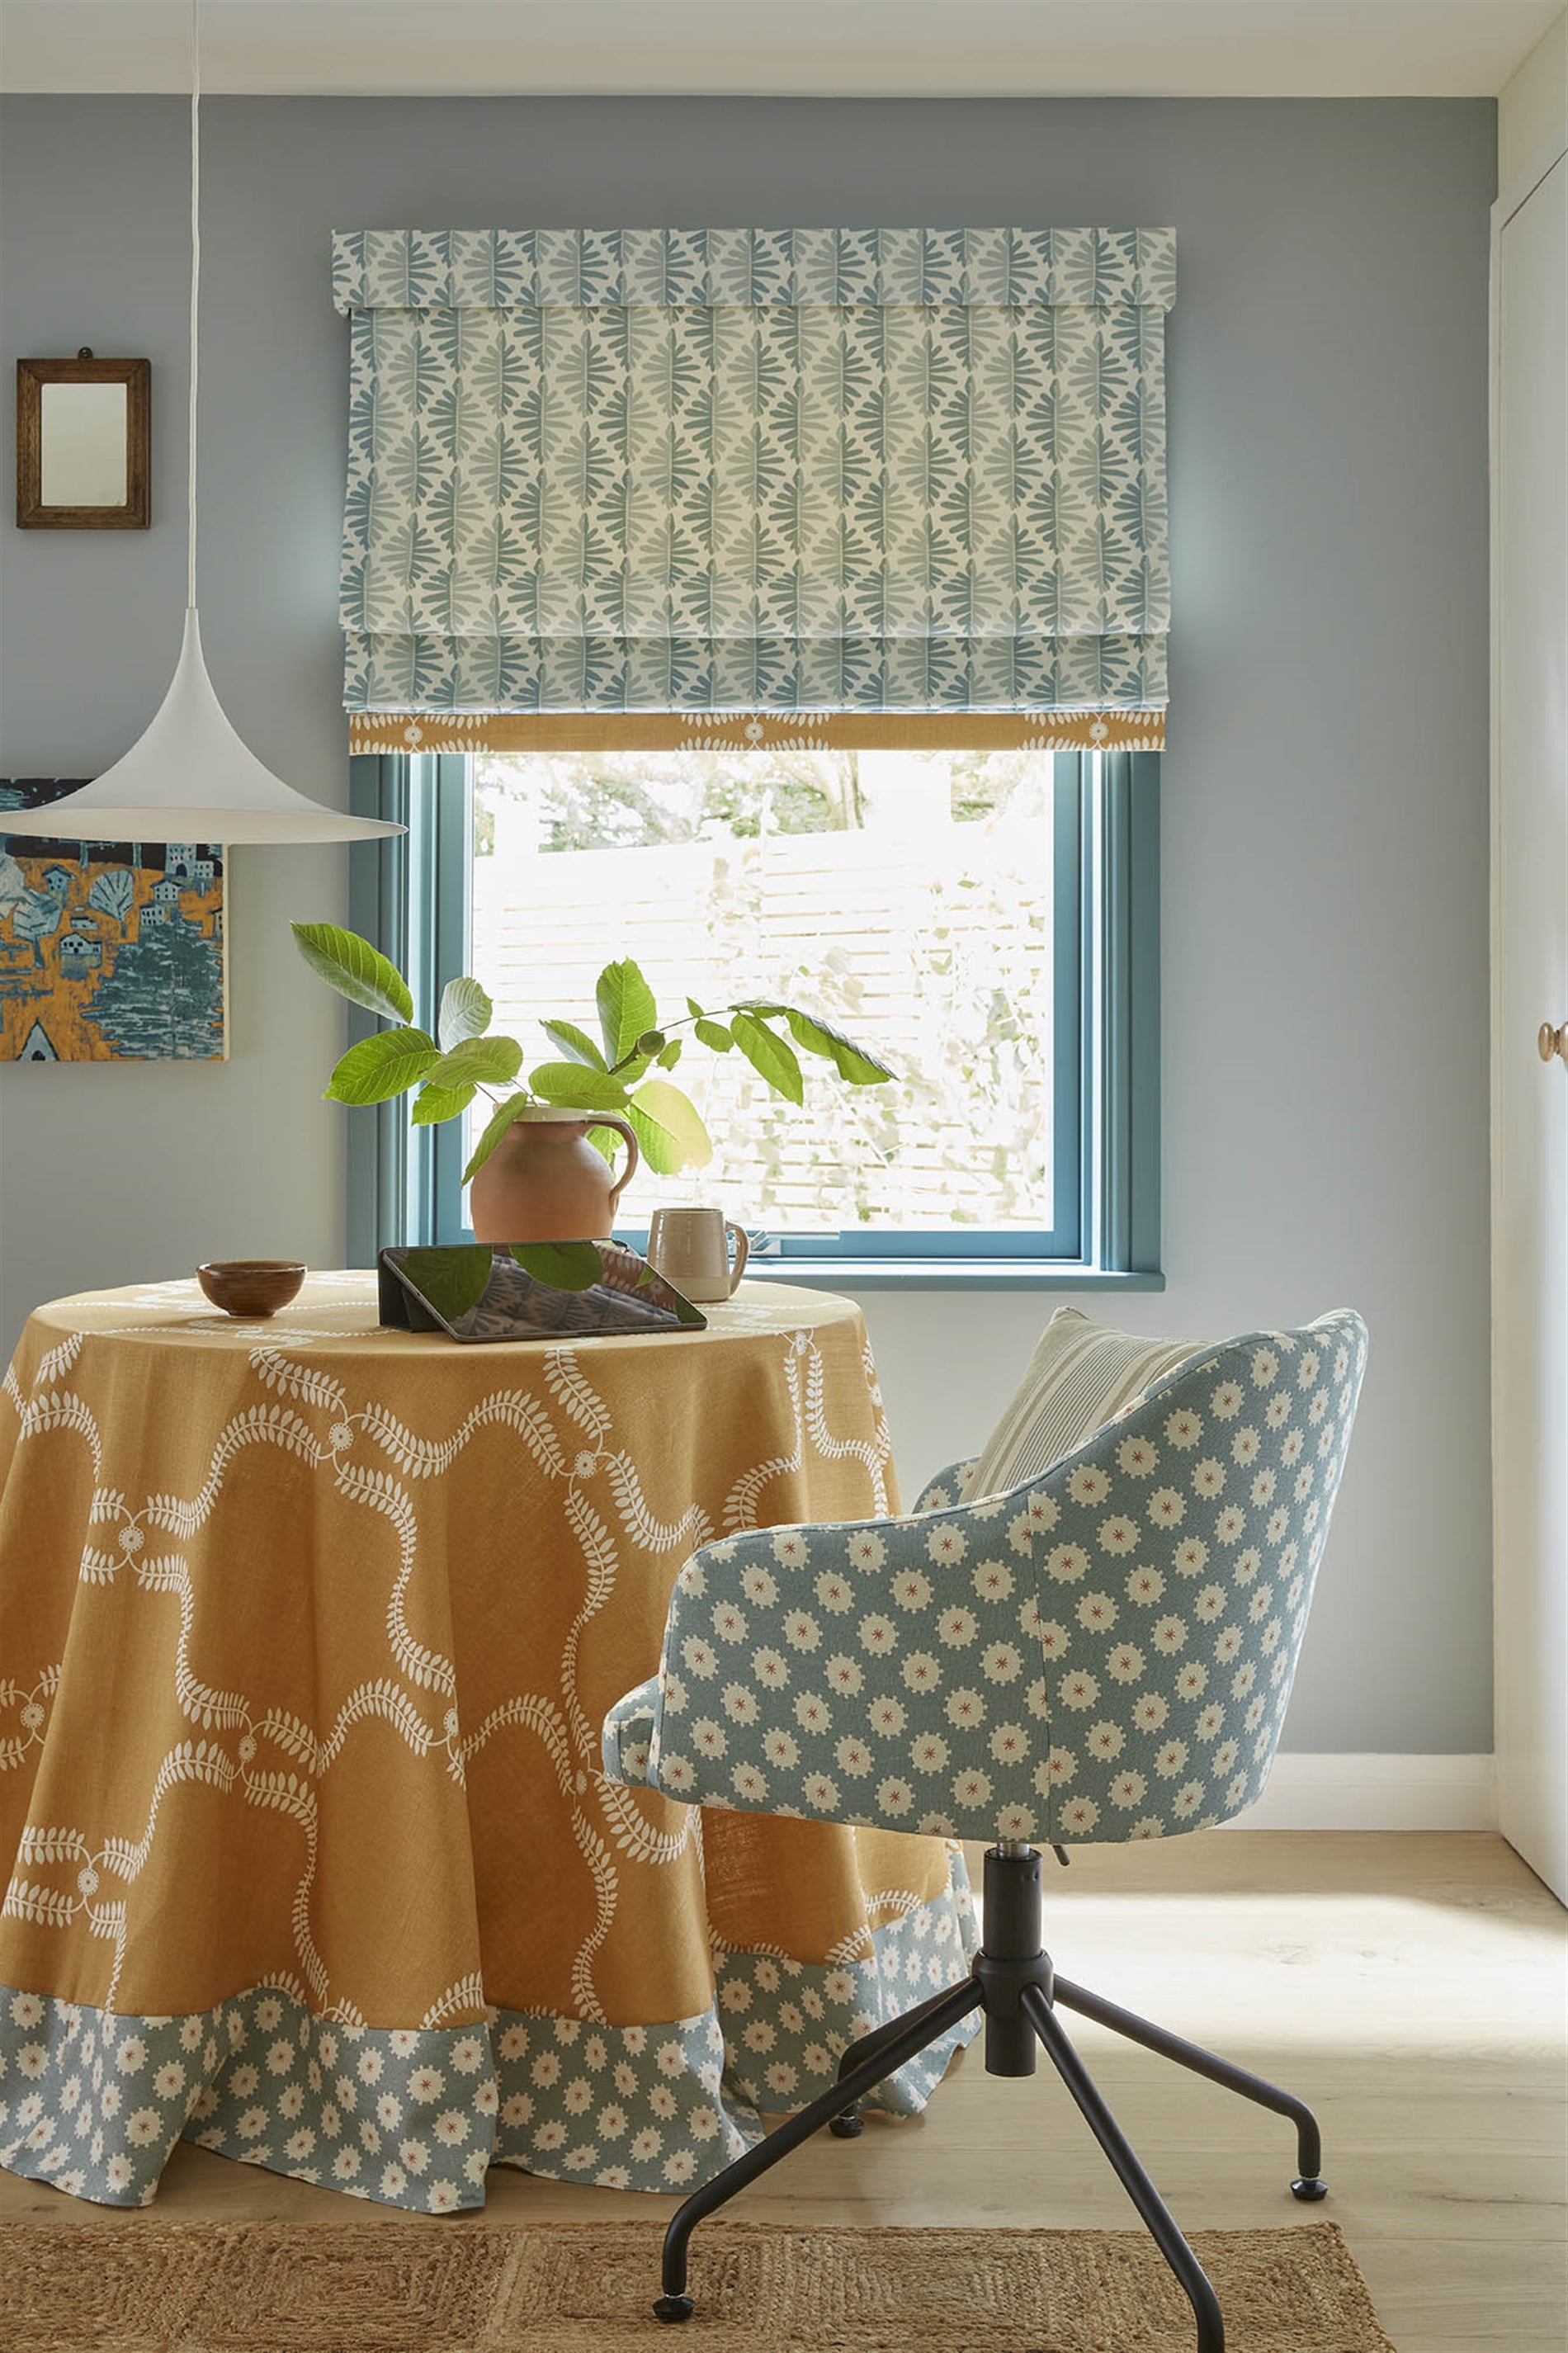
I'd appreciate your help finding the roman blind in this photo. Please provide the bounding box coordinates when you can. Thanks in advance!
[333,226,1174,754]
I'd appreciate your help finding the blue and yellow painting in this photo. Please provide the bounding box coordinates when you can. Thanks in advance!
[0,782,226,1061]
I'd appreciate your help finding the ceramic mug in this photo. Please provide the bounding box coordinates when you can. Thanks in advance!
[646,1207,749,1303]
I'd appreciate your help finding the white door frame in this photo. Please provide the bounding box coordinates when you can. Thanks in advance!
[1490,131,1568,1899]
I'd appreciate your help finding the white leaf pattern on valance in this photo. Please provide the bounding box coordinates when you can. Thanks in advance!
[332,227,1174,725]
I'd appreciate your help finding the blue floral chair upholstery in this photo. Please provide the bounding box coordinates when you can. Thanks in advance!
[604,1311,1367,2353]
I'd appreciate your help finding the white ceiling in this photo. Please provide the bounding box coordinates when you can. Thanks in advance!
[0,0,1557,99]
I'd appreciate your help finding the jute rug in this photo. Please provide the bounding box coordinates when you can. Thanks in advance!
[2,2219,1398,2352]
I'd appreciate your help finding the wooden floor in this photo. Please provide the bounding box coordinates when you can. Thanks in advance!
[2,1834,1562,2353]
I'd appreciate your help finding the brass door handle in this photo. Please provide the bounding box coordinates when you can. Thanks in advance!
[1540,1022,1568,1065]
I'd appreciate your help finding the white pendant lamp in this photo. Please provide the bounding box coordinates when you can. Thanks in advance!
[5,2,400,848]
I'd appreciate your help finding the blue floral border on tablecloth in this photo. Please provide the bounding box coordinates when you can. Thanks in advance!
[0,1851,975,2211]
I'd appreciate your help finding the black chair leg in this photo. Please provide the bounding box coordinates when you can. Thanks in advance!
[1052,1973,1326,2198]
[1022,1982,1226,2353]
[653,1974,983,2322]
[829,1978,985,2138]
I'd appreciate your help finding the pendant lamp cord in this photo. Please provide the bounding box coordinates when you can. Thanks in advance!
[187,0,200,611]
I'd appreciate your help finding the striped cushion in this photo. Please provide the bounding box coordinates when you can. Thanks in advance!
[969,1307,1201,1498]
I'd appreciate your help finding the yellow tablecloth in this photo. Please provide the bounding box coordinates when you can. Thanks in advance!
[0,1273,974,2209]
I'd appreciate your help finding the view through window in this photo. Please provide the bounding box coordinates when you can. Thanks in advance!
[468,749,1068,1243]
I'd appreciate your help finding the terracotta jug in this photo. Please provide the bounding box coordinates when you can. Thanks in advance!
[467,1107,640,1245]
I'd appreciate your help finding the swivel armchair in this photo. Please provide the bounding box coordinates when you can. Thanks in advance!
[602,1311,1367,2353]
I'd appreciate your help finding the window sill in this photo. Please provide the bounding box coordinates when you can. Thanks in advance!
[740,1259,1165,1292]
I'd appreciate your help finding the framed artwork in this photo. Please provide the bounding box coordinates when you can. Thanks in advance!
[16,352,151,530]
[0,782,226,1061]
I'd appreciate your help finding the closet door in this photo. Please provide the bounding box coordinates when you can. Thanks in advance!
[1494,153,1568,1902]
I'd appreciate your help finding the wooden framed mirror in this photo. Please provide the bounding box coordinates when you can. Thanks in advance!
[16,350,150,529]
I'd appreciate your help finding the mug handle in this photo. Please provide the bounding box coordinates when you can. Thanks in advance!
[588,1114,641,1214]
[724,1221,749,1295]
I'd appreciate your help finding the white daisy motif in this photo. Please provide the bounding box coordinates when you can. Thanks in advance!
[901,1653,940,1693]
[1117,1434,1159,1475]
[1046,1543,1089,1585]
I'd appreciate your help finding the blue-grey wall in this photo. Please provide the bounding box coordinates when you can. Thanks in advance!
[0,96,1495,1753]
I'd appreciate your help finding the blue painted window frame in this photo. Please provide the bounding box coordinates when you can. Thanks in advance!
[347,750,1161,1288]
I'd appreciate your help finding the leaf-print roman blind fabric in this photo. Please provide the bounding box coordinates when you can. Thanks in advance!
[331,227,1175,749]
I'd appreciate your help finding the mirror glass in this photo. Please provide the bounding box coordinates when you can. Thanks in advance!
[40,381,128,507]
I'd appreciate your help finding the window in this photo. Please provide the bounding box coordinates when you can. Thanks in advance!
[348,748,1159,1285]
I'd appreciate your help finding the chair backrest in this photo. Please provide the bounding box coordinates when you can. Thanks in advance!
[634,1311,1367,1845]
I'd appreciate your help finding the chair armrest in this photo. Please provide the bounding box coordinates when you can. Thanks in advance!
[912,1458,981,1514]
[602,1674,659,1786]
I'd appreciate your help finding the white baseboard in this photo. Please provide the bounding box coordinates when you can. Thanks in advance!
[1226,1753,1496,1832]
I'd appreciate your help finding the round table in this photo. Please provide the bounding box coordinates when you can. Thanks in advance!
[0,1273,975,2212]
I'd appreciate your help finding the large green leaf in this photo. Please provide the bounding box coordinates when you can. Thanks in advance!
[396,1245,494,1324]
[437,976,493,1051]
[463,1093,535,1183]
[527,1061,632,1112]
[324,1026,438,1105]
[693,1018,732,1053]
[410,1080,476,1127]
[423,1035,523,1090]
[730,1012,804,1105]
[628,1077,713,1174]
[783,1009,895,1085]
[509,1240,605,1292]
[596,958,658,1063]
[292,924,413,1024]
[540,1018,607,1070]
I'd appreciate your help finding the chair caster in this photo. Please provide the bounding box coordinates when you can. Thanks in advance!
[829,2105,865,2138]
[1291,2176,1328,2202]
[653,2294,695,2322]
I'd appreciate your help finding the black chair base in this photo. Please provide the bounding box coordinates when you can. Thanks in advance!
[652,1843,1328,2353]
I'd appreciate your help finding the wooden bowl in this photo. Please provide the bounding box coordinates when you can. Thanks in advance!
[197,1260,306,1318]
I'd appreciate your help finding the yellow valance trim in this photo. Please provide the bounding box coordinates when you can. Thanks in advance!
[347,711,1165,758]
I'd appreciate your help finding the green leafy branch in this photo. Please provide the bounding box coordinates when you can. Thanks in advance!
[291,925,894,1186]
